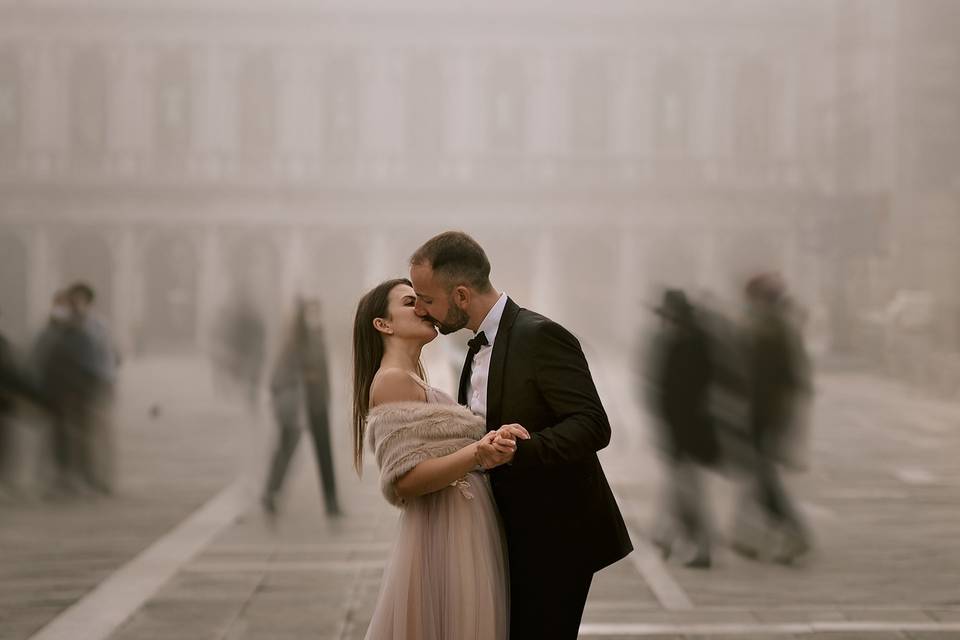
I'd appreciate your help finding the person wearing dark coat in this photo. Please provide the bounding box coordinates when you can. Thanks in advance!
[214,291,266,411]
[59,282,119,495]
[732,274,812,564]
[646,289,717,568]
[29,291,76,494]
[0,308,50,491]
[0,328,25,488]
[262,297,341,517]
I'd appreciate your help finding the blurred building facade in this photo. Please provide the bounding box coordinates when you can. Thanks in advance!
[0,1,957,377]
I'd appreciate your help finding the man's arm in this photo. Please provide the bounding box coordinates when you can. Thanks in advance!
[509,321,611,471]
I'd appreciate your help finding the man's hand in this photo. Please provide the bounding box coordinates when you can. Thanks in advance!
[476,424,531,470]
[494,423,530,443]
[476,431,515,470]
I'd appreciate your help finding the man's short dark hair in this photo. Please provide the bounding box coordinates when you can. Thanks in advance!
[68,281,96,304]
[411,231,493,292]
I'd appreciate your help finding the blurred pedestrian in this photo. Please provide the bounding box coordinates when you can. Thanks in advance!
[731,274,813,564]
[1,316,24,493]
[0,306,49,496]
[59,282,119,495]
[213,290,266,411]
[29,290,76,496]
[645,289,718,568]
[262,297,341,517]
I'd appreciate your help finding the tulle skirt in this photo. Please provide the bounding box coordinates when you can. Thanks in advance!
[364,472,509,640]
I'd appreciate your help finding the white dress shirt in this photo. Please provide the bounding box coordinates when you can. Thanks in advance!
[466,292,508,420]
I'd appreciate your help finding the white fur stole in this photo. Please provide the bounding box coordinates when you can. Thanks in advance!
[365,401,485,507]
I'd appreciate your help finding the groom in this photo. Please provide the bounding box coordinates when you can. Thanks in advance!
[410,231,633,639]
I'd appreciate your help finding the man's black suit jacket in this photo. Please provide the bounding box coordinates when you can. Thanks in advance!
[483,298,633,574]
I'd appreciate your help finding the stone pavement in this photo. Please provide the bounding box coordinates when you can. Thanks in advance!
[0,357,253,640]
[6,355,960,640]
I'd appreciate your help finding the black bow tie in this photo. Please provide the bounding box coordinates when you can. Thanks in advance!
[459,331,489,405]
[467,331,489,354]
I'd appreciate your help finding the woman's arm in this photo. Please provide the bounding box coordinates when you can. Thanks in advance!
[371,369,514,500]
[397,425,530,499]
[394,435,501,500]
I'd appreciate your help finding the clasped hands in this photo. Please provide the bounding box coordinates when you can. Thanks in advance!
[475,423,530,470]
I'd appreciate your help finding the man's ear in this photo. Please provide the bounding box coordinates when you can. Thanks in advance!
[453,285,471,308]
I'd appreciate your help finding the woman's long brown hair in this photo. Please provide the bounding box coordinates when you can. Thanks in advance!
[351,278,425,476]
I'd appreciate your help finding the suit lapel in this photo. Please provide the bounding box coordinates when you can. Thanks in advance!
[486,297,519,430]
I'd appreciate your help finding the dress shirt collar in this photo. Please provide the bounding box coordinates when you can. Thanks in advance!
[475,292,508,346]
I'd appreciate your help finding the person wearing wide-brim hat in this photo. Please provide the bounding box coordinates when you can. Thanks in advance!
[645,287,718,568]
[653,288,695,322]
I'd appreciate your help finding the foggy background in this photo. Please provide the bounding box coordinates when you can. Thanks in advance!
[1,2,960,638]
[1,0,958,384]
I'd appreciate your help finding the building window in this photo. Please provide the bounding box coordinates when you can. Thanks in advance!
[570,54,610,153]
[237,52,277,159]
[0,50,20,161]
[734,59,773,159]
[485,55,526,152]
[155,51,192,163]
[70,48,109,166]
[320,55,359,158]
[405,53,445,156]
[654,58,691,155]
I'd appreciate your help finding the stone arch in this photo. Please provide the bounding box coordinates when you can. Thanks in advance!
[58,230,114,325]
[221,231,282,325]
[141,230,199,352]
[307,229,366,344]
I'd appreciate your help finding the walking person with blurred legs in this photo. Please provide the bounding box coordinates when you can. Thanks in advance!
[731,274,813,564]
[645,289,718,569]
[0,309,50,500]
[262,297,341,518]
[63,282,119,495]
[31,291,76,497]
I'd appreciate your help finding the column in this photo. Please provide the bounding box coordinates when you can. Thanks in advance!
[112,228,138,355]
[615,227,641,347]
[700,50,722,180]
[610,51,636,157]
[364,231,389,288]
[633,50,655,180]
[21,44,68,171]
[695,232,721,294]
[530,230,558,319]
[195,46,237,174]
[27,226,53,328]
[109,45,153,173]
[447,50,482,160]
[278,227,305,306]
[196,227,222,352]
[361,51,404,167]
[276,50,315,161]
[528,51,567,171]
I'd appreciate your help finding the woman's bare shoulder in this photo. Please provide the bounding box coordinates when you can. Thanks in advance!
[370,368,427,407]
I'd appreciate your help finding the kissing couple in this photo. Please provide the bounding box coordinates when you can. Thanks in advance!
[352,231,633,640]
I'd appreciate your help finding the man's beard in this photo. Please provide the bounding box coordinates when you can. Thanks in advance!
[433,303,470,335]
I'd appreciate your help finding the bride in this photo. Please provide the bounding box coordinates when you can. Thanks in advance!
[352,278,525,640]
